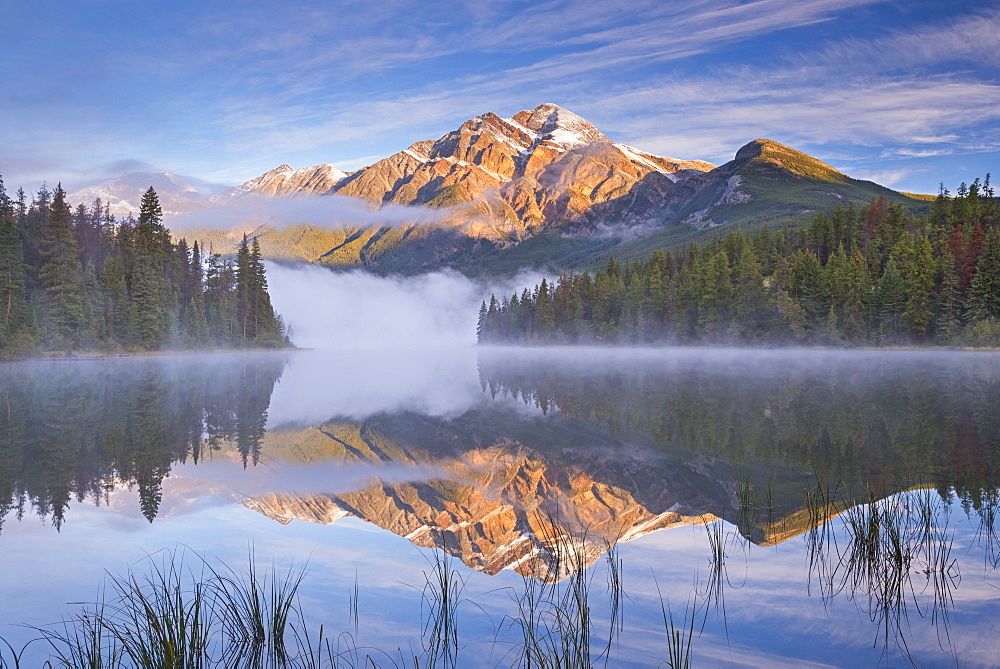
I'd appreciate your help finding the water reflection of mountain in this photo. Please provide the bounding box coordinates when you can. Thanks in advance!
[4,349,1000,579]
[249,417,723,578]
[244,350,1000,576]
[0,354,288,530]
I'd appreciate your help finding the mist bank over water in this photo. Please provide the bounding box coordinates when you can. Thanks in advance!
[266,348,484,427]
[266,263,542,350]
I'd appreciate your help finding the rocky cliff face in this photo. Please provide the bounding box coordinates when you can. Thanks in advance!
[241,103,715,242]
[70,105,918,271]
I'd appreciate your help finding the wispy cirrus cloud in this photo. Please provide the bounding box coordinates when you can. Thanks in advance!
[2,0,995,196]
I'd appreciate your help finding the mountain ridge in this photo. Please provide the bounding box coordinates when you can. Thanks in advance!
[67,104,929,273]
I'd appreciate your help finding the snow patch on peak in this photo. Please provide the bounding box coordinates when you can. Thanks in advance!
[402,148,428,162]
[509,103,606,151]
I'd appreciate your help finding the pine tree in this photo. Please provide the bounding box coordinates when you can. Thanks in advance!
[476,300,488,343]
[236,235,252,340]
[731,245,769,341]
[903,236,935,338]
[843,249,872,343]
[533,278,555,339]
[0,174,29,353]
[132,187,170,349]
[184,241,209,345]
[967,230,1000,322]
[248,237,278,344]
[937,250,963,340]
[37,184,84,348]
[877,259,907,343]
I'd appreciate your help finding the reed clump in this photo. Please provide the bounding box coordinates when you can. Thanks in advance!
[8,546,316,669]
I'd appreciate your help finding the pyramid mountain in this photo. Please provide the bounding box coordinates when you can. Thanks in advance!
[74,104,928,273]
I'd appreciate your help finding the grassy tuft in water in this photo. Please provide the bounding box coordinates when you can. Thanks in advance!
[10,546,316,669]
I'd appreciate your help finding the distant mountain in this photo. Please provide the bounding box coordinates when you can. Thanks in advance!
[72,104,929,273]
[67,171,212,217]
[221,162,349,199]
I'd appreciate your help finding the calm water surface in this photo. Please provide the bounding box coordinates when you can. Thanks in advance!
[2,348,999,667]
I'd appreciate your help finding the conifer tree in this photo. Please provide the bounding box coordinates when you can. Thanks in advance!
[533,278,555,338]
[937,250,963,340]
[248,237,279,343]
[732,244,768,340]
[37,184,84,348]
[476,300,488,343]
[967,230,1000,322]
[903,236,935,338]
[0,175,29,352]
[877,259,907,343]
[133,187,170,348]
[697,249,732,337]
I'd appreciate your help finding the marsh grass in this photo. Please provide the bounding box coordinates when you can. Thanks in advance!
[497,516,625,668]
[10,547,317,669]
[2,481,987,669]
[972,488,1000,570]
[419,549,467,668]
[803,474,845,603]
[799,477,963,664]
[653,573,696,669]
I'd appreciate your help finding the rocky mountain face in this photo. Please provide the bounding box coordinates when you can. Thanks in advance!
[328,103,715,241]
[223,163,349,198]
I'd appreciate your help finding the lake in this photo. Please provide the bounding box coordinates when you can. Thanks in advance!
[1,347,999,667]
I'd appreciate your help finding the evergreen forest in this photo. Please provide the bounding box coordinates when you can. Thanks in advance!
[478,178,1000,347]
[0,177,289,357]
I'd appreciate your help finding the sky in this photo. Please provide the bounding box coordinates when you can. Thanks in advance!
[2,0,999,197]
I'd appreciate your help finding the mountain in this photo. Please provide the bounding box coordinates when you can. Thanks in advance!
[221,162,349,198]
[594,137,929,264]
[212,105,927,273]
[74,104,929,273]
[67,171,212,217]
[243,430,720,579]
[332,103,715,240]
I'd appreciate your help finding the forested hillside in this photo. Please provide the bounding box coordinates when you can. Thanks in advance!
[478,177,1000,347]
[0,177,289,357]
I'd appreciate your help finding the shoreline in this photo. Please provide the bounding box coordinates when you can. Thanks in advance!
[4,346,304,363]
[476,342,1000,352]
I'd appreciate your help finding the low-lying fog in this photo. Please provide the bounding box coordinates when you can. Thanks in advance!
[266,262,538,350]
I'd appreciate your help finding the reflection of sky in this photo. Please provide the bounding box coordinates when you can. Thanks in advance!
[4,492,999,667]
[267,348,484,427]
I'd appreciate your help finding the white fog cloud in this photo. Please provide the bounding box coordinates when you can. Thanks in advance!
[266,263,541,351]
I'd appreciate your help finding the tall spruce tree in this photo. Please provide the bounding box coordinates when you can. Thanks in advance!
[132,187,170,348]
[37,184,84,348]
[0,175,29,353]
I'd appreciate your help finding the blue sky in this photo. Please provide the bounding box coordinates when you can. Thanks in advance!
[2,0,999,196]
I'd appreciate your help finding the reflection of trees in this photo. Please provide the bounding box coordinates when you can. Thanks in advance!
[477,352,1000,507]
[0,354,287,529]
